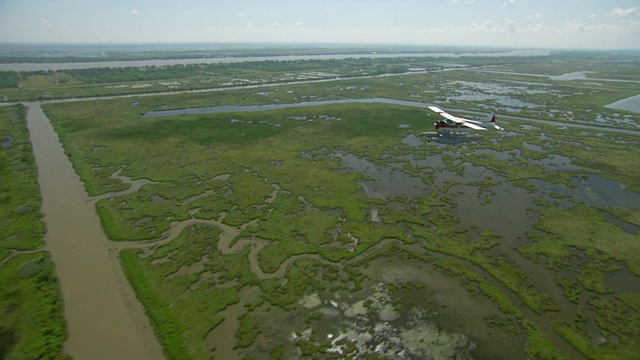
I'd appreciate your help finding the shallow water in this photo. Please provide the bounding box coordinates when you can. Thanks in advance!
[606,93,640,114]
[0,134,12,147]
[333,152,430,200]
[550,71,594,81]
[207,286,259,359]
[361,258,527,359]
[602,212,640,235]
[531,175,640,209]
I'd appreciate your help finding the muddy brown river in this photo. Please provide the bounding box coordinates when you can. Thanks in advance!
[25,102,165,360]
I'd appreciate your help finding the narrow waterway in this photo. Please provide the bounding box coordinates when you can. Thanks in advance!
[24,102,165,360]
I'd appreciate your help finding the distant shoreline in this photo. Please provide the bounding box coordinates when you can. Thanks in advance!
[0,47,549,71]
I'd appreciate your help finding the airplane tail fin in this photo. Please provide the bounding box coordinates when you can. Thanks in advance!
[486,112,503,130]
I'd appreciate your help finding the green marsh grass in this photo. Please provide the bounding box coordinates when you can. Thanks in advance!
[41,54,640,359]
[0,105,66,359]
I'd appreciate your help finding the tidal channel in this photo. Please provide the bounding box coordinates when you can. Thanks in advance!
[25,103,165,360]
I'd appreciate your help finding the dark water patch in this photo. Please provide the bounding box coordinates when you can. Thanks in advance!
[150,195,166,204]
[602,212,640,235]
[501,130,525,138]
[403,153,503,186]
[520,124,542,131]
[0,135,13,148]
[361,257,527,359]
[400,134,423,147]
[531,154,590,171]
[522,141,544,152]
[433,133,481,145]
[530,175,640,209]
[211,173,230,181]
[478,148,517,161]
[594,113,639,128]
[0,330,16,360]
[606,266,640,293]
[451,181,537,242]
[333,152,429,200]
[448,92,540,109]
[386,201,407,212]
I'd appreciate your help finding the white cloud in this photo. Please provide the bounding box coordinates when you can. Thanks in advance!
[237,12,245,17]
[130,9,141,15]
[39,18,53,27]
[481,20,496,30]
[272,22,280,27]
[611,7,638,18]
[566,20,587,33]
[503,0,515,6]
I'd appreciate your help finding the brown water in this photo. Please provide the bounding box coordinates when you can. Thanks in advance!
[24,103,165,360]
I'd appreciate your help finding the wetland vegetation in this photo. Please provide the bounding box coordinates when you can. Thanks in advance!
[0,105,66,359]
[3,47,639,359]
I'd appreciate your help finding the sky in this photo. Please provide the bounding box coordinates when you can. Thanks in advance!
[0,0,639,49]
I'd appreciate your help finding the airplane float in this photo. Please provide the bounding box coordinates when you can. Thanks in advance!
[420,106,503,143]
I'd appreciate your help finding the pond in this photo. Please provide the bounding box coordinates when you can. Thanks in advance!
[605,93,640,114]
[530,175,640,209]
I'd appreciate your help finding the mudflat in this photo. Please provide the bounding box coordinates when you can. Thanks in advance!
[25,103,164,360]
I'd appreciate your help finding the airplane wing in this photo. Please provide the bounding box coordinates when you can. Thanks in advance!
[459,121,487,130]
[428,106,487,130]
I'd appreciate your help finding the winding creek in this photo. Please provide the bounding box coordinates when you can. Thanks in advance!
[9,49,637,359]
[21,89,637,358]
[85,159,587,358]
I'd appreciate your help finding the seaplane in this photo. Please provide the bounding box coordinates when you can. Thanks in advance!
[420,106,503,143]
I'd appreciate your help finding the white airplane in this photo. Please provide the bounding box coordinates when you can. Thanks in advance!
[427,106,503,132]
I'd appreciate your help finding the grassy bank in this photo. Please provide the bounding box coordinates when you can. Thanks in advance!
[0,105,67,359]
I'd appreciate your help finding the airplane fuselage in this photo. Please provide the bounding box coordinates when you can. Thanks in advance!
[434,120,471,131]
